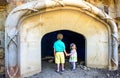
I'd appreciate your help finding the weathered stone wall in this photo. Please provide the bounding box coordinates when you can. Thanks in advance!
[0,6,6,31]
[0,0,38,76]
[0,5,6,75]
[116,20,120,43]
[86,0,116,18]
[115,0,120,18]
[117,19,120,61]
[0,0,120,76]
[5,0,120,23]
[0,48,4,74]
[19,9,109,77]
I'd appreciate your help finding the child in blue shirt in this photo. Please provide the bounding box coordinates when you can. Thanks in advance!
[53,33,67,72]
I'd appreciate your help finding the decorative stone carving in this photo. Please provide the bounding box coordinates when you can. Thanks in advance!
[5,0,118,77]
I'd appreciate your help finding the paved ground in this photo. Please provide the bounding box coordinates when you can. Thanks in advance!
[28,61,120,78]
[0,61,120,78]
[0,74,5,78]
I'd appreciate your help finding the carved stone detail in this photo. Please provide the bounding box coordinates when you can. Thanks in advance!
[5,0,118,77]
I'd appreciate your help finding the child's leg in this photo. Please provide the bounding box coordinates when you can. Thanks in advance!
[72,62,76,69]
[55,53,60,72]
[70,62,73,69]
[61,63,64,71]
[60,53,65,71]
[57,64,60,72]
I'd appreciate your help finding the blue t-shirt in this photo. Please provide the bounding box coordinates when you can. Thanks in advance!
[53,40,65,52]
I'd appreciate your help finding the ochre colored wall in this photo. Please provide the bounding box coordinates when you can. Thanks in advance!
[0,0,120,76]
[19,9,109,77]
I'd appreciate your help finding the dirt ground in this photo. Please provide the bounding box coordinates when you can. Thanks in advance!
[28,60,120,78]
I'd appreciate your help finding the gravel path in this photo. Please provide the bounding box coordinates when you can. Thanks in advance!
[28,61,120,78]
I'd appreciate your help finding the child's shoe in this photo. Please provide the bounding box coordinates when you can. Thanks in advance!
[61,69,65,72]
[71,68,76,71]
[55,70,60,73]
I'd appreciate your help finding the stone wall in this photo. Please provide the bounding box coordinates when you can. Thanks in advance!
[115,0,120,18]
[0,6,6,31]
[0,5,6,75]
[0,48,4,74]
[0,0,120,76]
[117,19,120,61]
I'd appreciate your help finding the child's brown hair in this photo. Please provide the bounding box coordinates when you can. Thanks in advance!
[57,33,63,40]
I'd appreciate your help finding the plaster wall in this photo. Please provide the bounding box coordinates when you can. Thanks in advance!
[19,9,109,76]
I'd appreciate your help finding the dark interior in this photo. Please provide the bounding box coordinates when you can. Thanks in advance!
[41,30,85,61]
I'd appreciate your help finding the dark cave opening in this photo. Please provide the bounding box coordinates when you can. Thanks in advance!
[41,30,86,63]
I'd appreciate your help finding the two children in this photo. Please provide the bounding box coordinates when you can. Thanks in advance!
[53,33,77,72]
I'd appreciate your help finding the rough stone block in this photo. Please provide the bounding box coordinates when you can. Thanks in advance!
[119,54,120,61]
[0,55,4,59]
[0,59,4,65]
[0,66,5,73]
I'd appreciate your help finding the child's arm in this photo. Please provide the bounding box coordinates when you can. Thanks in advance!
[54,49,56,56]
[69,50,76,56]
[63,50,68,56]
[66,52,73,56]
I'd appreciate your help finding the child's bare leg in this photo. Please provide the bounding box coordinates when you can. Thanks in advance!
[61,63,64,71]
[57,64,60,72]
[72,62,76,69]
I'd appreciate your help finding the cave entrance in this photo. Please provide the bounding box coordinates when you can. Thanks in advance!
[41,30,86,65]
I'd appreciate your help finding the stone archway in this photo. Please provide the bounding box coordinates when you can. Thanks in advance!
[5,0,118,78]
[41,30,86,62]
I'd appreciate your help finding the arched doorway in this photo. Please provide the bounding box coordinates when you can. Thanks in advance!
[41,30,86,65]
[5,0,118,77]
